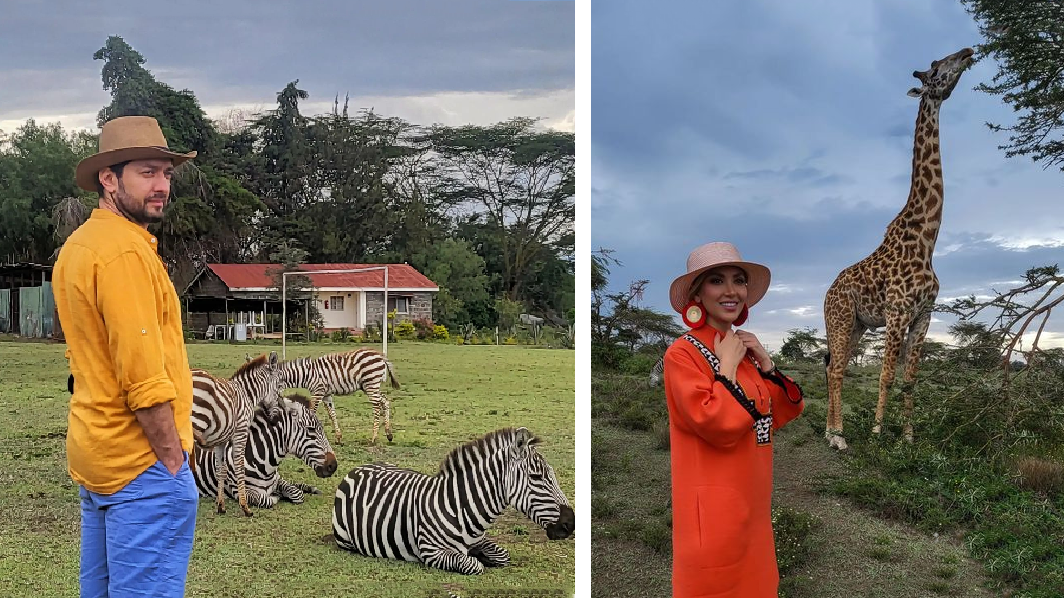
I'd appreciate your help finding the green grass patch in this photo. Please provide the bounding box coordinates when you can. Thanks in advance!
[0,341,574,597]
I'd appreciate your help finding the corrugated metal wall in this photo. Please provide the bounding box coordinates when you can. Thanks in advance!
[12,283,55,338]
[0,289,9,333]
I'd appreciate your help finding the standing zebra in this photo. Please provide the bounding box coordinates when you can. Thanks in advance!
[192,393,338,508]
[648,356,665,387]
[191,352,285,517]
[332,427,575,575]
[251,349,399,444]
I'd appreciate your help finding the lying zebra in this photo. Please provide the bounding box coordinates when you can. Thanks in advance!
[192,393,338,508]
[332,427,575,575]
[248,349,399,444]
[191,352,286,517]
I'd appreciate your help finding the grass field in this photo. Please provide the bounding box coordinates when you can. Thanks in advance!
[0,339,575,598]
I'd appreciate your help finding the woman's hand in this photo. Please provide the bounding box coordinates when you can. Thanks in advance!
[715,331,747,381]
[735,329,774,372]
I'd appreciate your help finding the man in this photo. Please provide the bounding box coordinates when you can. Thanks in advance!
[53,115,199,598]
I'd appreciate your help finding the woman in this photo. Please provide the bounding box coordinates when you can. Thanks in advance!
[663,241,805,598]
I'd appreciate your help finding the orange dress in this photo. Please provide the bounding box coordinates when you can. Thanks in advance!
[663,326,804,598]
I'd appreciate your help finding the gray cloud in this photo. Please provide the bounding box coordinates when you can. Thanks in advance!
[0,0,573,128]
[592,0,1064,349]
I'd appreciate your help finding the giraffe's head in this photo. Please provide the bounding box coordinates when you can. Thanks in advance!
[907,47,974,102]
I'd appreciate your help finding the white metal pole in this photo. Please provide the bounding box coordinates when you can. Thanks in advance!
[383,266,388,358]
[282,273,287,359]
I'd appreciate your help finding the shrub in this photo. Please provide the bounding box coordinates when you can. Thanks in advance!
[772,506,819,576]
[412,318,434,340]
[395,320,416,340]
[330,328,351,343]
[432,325,449,341]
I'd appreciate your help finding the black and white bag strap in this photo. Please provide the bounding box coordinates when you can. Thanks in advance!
[682,333,769,423]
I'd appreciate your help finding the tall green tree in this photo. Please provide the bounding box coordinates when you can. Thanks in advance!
[423,117,574,303]
[962,0,1064,170]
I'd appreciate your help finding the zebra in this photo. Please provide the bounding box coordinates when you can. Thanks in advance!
[648,356,665,387]
[192,392,338,508]
[191,351,286,517]
[249,349,400,444]
[331,427,575,575]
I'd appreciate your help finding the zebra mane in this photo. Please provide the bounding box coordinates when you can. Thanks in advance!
[283,392,312,410]
[234,354,270,378]
[438,427,541,474]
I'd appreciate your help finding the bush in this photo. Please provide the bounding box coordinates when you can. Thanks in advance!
[773,506,819,576]
[412,318,434,340]
[432,325,449,341]
[394,320,416,340]
[330,328,351,343]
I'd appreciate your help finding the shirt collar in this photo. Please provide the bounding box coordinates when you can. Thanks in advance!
[90,209,160,253]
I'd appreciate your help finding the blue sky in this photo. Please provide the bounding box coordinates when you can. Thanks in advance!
[591,0,1064,351]
[0,0,574,134]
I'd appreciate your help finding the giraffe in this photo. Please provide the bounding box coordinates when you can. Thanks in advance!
[822,47,974,451]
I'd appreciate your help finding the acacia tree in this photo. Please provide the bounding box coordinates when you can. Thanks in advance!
[962,0,1064,170]
[423,117,574,304]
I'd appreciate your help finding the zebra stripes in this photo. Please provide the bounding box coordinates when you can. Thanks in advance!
[267,349,400,444]
[649,356,665,387]
[192,393,338,508]
[331,427,575,575]
[191,352,285,517]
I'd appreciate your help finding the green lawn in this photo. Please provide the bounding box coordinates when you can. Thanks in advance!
[0,339,575,598]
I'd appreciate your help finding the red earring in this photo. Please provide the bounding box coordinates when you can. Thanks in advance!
[734,305,749,326]
[682,301,707,329]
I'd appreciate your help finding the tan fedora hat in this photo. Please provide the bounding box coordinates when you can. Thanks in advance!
[668,242,771,314]
[75,116,197,192]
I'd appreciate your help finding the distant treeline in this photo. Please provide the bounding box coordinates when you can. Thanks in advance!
[0,36,574,330]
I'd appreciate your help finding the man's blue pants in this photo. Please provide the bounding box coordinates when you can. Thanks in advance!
[79,456,198,598]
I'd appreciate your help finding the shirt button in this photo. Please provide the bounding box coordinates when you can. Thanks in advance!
[150,238,156,243]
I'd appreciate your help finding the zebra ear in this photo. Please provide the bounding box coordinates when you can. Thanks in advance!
[269,351,279,365]
[511,427,538,459]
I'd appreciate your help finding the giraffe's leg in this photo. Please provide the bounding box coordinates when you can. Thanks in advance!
[874,310,908,436]
[824,287,861,450]
[900,311,932,442]
[213,444,227,514]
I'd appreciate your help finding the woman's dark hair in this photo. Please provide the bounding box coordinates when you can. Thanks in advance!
[94,161,131,196]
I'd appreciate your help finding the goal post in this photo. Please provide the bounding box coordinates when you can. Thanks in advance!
[282,266,390,359]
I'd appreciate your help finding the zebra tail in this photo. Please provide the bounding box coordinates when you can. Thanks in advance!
[386,361,401,389]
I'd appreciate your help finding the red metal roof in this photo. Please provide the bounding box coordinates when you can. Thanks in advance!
[206,263,438,291]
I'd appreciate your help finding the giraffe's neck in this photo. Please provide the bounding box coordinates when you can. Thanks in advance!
[884,97,945,259]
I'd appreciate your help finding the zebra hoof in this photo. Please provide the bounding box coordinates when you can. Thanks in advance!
[241,506,254,518]
[386,433,393,443]
[216,504,226,515]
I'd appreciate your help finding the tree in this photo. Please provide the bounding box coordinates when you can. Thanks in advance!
[777,327,825,363]
[962,0,1064,170]
[423,117,574,303]
[408,238,492,329]
[249,81,312,218]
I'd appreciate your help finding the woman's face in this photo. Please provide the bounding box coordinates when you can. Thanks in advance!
[694,266,748,331]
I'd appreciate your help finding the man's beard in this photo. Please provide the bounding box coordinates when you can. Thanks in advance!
[114,180,167,226]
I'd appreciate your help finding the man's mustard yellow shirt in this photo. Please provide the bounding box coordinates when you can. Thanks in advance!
[53,209,193,494]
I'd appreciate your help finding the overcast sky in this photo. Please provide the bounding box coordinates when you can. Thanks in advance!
[592,0,1064,352]
[0,0,574,135]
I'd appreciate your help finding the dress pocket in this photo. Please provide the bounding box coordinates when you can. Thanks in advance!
[695,485,752,569]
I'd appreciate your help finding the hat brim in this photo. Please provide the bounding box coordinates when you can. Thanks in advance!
[76,147,196,192]
[669,261,771,314]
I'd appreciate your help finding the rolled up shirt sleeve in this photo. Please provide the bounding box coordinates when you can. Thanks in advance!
[95,251,177,411]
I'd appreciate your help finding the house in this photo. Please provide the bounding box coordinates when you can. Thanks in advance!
[0,263,61,339]
[183,263,439,337]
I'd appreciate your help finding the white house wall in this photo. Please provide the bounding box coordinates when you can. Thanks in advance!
[314,291,360,330]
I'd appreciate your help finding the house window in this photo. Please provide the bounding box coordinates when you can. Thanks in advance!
[387,296,410,314]
[329,296,344,311]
